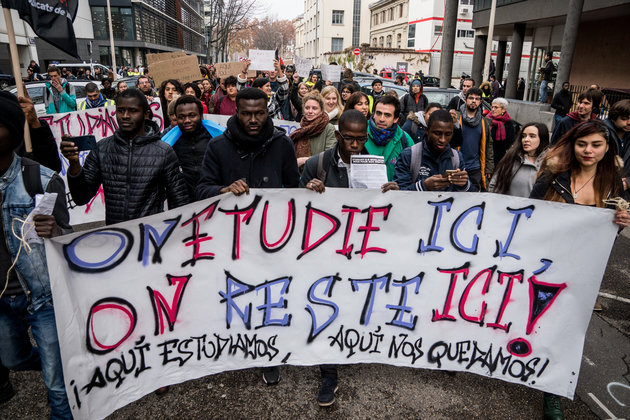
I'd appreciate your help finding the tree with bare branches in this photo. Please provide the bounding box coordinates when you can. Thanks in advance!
[205,0,260,62]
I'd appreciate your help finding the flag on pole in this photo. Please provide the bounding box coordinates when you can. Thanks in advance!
[1,0,80,58]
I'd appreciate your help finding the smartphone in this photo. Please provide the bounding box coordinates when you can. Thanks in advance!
[444,169,458,177]
[70,135,97,151]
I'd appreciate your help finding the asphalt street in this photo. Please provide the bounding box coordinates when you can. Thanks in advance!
[0,227,628,419]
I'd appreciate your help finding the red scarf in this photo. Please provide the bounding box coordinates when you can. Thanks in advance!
[488,111,511,141]
[567,111,596,122]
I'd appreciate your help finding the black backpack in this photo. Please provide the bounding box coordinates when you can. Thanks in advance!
[21,157,44,198]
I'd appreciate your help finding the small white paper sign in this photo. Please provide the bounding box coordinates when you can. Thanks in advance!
[349,155,388,189]
[321,64,341,82]
[294,55,313,77]
[248,49,276,71]
[25,192,58,244]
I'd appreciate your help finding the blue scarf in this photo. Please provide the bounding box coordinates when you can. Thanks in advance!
[162,119,225,146]
[368,118,397,146]
[86,93,107,109]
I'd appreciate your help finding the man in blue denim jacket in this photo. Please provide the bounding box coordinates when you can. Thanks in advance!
[0,92,72,418]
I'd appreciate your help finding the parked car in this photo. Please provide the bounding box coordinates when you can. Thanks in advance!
[359,82,407,99]
[379,70,415,84]
[9,80,103,116]
[0,73,16,90]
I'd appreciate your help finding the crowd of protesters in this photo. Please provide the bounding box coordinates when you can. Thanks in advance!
[1,58,630,420]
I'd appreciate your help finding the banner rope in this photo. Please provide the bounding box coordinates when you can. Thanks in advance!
[0,217,35,299]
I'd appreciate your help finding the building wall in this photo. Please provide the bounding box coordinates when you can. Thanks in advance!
[299,0,371,65]
[569,16,630,89]
[369,0,409,49]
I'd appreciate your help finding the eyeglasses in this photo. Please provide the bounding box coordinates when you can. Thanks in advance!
[337,131,368,144]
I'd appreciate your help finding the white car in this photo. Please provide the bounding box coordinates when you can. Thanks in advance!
[9,80,103,116]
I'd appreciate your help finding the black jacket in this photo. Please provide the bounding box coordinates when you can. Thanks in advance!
[16,120,62,173]
[550,90,572,117]
[400,90,428,126]
[172,125,213,198]
[196,125,300,199]
[605,118,630,185]
[550,115,582,145]
[68,120,190,225]
[300,143,369,188]
[530,169,624,206]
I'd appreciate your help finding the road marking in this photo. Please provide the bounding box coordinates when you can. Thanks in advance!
[588,393,622,419]
[583,356,596,366]
[598,292,630,305]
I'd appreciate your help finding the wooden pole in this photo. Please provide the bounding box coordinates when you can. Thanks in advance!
[106,0,117,81]
[2,7,32,153]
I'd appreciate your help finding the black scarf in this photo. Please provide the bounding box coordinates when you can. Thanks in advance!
[226,115,275,152]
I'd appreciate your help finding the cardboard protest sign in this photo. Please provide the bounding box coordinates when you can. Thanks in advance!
[41,102,164,225]
[294,55,313,78]
[150,54,201,87]
[213,61,256,79]
[204,114,300,136]
[146,51,186,67]
[321,64,341,82]
[249,49,276,71]
[46,189,618,419]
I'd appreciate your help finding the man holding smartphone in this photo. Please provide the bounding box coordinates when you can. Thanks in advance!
[394,109,472,191]
[60,88,189,225]
[43,66,77,114]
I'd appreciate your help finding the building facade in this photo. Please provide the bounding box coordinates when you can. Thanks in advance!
[472,0,630,100]
[298,0,371,65]
[88,0,205,69]
[405,0,530,84]
[369,0,409,50]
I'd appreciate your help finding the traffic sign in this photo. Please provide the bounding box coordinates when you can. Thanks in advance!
[353,48,360,56]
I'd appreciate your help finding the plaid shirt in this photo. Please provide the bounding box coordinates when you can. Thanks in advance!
[237,75,289,120]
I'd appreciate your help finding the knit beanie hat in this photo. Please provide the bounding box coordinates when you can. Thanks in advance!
[0,91,25,146]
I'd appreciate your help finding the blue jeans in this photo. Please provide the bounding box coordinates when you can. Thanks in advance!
[0,295,72,419]
[538,80,549,103]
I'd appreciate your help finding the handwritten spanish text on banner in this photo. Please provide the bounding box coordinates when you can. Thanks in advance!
[45,190,617,419]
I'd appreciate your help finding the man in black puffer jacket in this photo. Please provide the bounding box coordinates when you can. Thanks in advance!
[61,88,190,225]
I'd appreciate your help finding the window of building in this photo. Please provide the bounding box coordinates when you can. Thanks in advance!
[379,36,384,47]
[91,6,134,40]
[352,0,361,46]
[373,14,378,25]
[408,23,416,39]
[381,11,385,22]
[389,8,393,20]
[408,39,415,48]
[457,29,475,38]
[397,33,402,48]
[331,37,343,51]
[434,25,442,35]
[460,0,472,4]
[332,10,344,25]
[399,4,403,17]
[386,35,392,48]
[372,37,377,47]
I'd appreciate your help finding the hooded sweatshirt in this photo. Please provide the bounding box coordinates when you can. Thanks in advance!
[400,79,428,125]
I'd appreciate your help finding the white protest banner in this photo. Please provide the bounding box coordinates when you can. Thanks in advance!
[46,190,617,419]
[249,49,276,71]
[294,55,313,78]
[41,103,164,225]
[204,114,300,136]
[321,64,341,82]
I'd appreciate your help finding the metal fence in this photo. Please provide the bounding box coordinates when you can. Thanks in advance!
[569,85,630,119]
